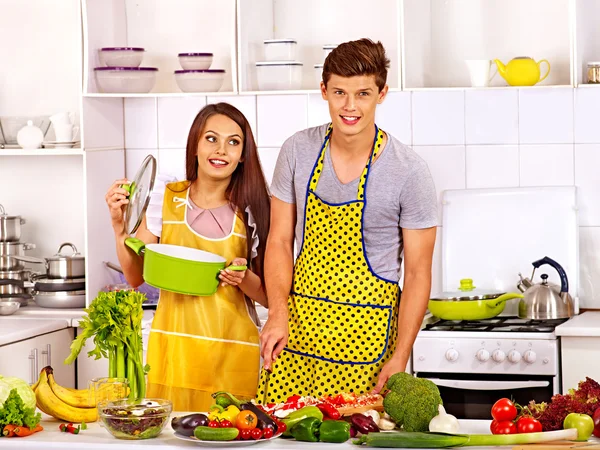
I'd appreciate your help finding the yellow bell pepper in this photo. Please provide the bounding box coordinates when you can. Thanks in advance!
[208,404,240,423]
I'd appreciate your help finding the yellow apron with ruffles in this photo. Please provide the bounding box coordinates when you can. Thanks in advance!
[257,125,400,403]
[146,181,260,411]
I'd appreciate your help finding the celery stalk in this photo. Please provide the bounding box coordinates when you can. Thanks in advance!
[138,345,146,399]
[464,428,578,446]
[127,348,137,400]
[116,345,125,378]
[108,347,116,378]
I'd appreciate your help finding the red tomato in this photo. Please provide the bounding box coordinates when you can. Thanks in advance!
[491,398,517,422]
[277,422,287,435]
[219,420,233,428]
[262,428,274,439]
[208,420,220,428]
[493,420,517,435]
[240,429,252,440]
[516,416,543,433]
[251,428,263,440]
[490,420,499,434]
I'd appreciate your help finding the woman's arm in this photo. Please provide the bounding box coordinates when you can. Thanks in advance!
[218,258,268,307]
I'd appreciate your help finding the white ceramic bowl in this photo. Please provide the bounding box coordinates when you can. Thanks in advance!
[263,39,297,61]
[94,67,158,93]
[99,47,145,68]
[323,45,336,61]
[256,61,303,90]
[178,52,213,70]
[314,64,323,87]
[174,69,225,92]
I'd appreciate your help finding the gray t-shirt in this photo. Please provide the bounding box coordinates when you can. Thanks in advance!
[271,124,438,282]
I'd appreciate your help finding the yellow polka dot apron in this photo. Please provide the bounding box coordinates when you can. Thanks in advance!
[257,125,400,403]
[146,181,260,411]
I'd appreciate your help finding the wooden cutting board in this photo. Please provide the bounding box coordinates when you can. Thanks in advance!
[512,442,600,449]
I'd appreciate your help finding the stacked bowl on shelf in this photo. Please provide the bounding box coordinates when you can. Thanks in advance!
[314,44,337,87]
[95,47,158,93]
[174,52,225,92]
[256,39,303,90]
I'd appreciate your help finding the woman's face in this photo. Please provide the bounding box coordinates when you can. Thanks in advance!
[196,114,244,182]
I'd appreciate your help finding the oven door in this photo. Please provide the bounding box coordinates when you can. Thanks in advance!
[415,372,556,420]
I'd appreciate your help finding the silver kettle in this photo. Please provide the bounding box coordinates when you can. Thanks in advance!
[517,256,574,320]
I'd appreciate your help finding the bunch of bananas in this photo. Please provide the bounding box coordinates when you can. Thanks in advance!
[33,366,98,423]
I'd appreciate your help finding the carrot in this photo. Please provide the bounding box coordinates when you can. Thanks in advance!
[2,424,17,437]
[13,424,43,437]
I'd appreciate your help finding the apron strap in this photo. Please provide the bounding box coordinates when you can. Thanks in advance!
[357,126,384,200]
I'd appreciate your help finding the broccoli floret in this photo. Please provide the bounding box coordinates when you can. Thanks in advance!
[383,372,443,432]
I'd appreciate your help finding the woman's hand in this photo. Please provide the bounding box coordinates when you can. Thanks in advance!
[105,179,130,233]
[219,257,247,287]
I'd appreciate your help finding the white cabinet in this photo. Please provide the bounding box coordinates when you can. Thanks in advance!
[0,328,75,388]
[560,337,600,393]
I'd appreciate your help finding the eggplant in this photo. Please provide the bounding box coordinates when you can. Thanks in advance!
[351,413,380,435]
[171,413,209,436]
[212,391,278,431]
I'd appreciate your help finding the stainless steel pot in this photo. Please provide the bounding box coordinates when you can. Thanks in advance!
[0,293,30,306]
[0,269,35,282]
[33,290,85,309]
[0,242,35,271]
[11,242,85,279]
[0,204,26,242]
[0,279,25,295]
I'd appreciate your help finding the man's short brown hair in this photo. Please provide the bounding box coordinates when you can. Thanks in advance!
[322,38,390,92]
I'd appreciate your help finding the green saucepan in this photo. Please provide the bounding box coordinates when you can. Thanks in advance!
[125,238,246,296]
[428,279,524,321]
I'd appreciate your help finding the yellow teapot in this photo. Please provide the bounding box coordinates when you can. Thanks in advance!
[494,57,550,86]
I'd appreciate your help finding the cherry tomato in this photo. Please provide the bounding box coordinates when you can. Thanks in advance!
[220,420,233,428]
[493,420,517,435]
[262,428,274,439]
[240,429,252,440]
[516,416,543,433]
[491,398,517,422]
[236,411,258,430]
[276,422,287,434]
[251,428,263,440]
[208,420,220,428]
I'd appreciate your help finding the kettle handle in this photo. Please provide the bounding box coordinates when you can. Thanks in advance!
[532,256,568,293]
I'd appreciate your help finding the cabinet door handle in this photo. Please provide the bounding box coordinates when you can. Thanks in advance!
[28,348,39,385]
[41,344,51,367]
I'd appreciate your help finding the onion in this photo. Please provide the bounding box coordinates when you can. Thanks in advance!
[429,405,460,434]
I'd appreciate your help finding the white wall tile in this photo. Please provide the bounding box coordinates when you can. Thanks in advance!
[376,91,412,145]
[124,98,157,149]
[413,146,466,225]
[125,149,159,181]
[307,93,331,128]
[158,148,187,180]
[575,144,600,226]
[519,88,573,144]
[157,97,207,148]
[82,97,124,149]
[465,89,518,145]
[519,144,574,187]
[431,226,443,297]
[579,227,600,309]
[466,145,519,188]
[412,90,465,145]
[257,95,308,147]
[258,147,280,187]
[574,88,600,143]
[207,95,258,140]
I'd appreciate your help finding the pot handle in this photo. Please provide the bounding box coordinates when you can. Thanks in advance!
[20,218,26,225]
[226,264,247,271]
[8,254,46,265]
[56,242,79,256]
[489,292,523,307]
[125,237,146,255]
[532,256,569,293]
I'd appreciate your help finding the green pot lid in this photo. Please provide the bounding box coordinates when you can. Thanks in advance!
[124,154,157,235]
[430,278,505,301]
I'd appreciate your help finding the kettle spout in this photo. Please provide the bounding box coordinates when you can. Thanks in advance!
[494,59,507,77]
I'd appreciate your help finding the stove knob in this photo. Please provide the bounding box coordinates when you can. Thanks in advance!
[492,349,506,363]
[508,350,521,364]
[476,349,490,362]
[523,350,537,364]
[445,348,459,362]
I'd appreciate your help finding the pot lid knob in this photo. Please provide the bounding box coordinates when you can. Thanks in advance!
[458,278,475,291]
[541,273,549,284]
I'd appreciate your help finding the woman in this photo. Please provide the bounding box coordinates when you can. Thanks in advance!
[105,103,270,411]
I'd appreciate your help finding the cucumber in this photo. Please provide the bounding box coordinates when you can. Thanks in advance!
[354,431,470,448]
[194,426,239,441]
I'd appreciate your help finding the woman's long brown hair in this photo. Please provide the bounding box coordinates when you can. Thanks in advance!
[184,103,271,284]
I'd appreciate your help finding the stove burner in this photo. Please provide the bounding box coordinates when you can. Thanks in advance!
[423,316,568,333]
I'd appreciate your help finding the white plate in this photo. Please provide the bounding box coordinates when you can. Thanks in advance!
[173,431,282,446]
[43,141,79,148]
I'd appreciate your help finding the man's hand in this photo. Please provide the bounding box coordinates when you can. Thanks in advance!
[372,357,407,394]
[260,311,289,371]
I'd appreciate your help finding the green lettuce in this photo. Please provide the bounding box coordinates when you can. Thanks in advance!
[0,388,41,433]
[0,377,36,410]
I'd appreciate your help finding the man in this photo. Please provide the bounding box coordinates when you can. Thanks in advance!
[258,38,437,402]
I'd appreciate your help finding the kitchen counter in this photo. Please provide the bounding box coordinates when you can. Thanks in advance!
[0,416,548,449]
[0,317,70,346]
[10,302,86,327]
[556,311,600,336]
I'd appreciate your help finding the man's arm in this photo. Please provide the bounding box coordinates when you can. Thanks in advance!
[372,226,436,393]
[259,197,297,370]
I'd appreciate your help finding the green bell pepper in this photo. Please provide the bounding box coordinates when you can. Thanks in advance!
[319,420,351,443]
[290,417,322,442]
[281,406,324,437]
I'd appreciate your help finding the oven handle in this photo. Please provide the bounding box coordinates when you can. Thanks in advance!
[425,378,549,390]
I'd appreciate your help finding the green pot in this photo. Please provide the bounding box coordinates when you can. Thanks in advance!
[125,238,246,296]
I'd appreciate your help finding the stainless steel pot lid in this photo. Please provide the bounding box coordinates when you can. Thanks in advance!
[34,276,85,284]
[47,242,85,262]
[124,154,157,235]
[0,204,22,220]
[430,278,506,301]
[33,289,86,297]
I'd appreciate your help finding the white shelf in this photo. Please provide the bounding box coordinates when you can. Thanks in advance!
[574,0,600,86]
[239,89,321,96]
[82,91,237,98]
[404,84,575,92]
[0,148,83,156]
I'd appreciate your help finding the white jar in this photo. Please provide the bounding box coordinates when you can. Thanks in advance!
[256,61,303,90]
[323,45,337,61]
[314,64,323,87]
[17,120,44,149]
[263,39,297,61]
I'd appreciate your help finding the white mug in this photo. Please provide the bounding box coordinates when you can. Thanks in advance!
[49,112,75,126]
[53,123,79,142]
[465,60,498,87]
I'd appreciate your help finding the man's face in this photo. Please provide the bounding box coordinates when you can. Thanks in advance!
[321,74,388,137]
